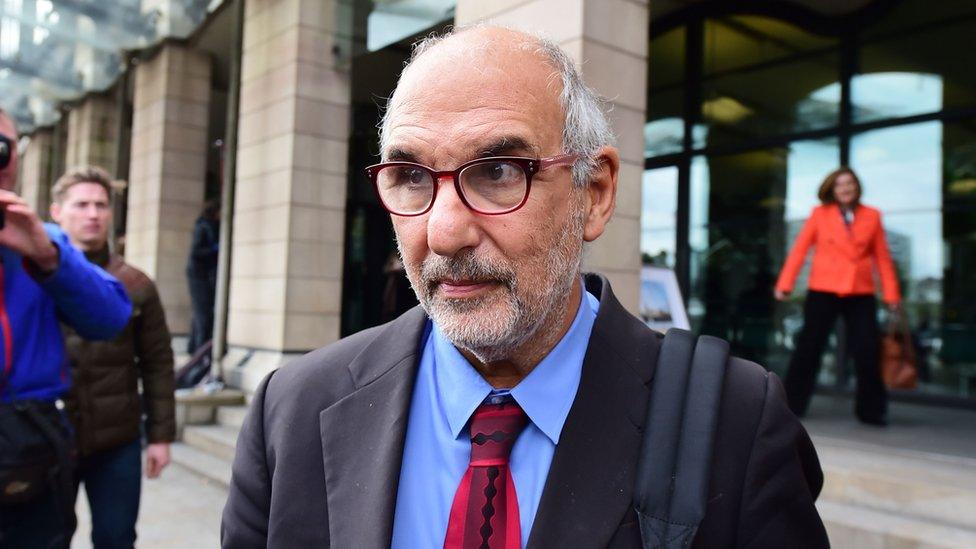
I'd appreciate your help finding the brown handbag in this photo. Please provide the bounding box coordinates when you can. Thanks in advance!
[880,311,918,390]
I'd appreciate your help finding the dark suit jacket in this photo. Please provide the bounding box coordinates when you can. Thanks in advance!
[222,274,829,548]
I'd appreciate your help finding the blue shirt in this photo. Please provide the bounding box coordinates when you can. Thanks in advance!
[0,224,131,402]
[392,283,600,548]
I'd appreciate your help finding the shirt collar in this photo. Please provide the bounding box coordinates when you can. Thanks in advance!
[431,279,600,443]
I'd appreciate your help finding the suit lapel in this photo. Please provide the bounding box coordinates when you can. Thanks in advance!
[319,307,428,549]
[528,275,661,548]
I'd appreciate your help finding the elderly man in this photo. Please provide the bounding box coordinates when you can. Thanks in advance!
[50,165,176,548]
[0,114,132,547]
[222,27,828,548]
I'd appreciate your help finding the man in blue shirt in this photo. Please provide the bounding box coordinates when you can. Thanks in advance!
[0,109,132,549]
[223,27,827,548]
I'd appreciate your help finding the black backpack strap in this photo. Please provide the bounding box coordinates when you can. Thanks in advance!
[634,329,730,549]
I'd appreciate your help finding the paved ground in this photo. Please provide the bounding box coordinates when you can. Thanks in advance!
[804,394,976,462]
[70,394,976,547]
[72,461,225,549]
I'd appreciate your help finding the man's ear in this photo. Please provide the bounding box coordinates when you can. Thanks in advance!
[582,146,619,242]
[50,201,62,223]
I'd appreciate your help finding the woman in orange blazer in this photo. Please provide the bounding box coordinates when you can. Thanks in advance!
[775,167,901,426]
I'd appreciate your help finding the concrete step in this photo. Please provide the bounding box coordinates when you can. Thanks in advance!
[182,424,240,463]
[170,442,232,489]
[216,405,249,430]
[818,499,976,549]
[815,436,976,531]
[814,435,976,548]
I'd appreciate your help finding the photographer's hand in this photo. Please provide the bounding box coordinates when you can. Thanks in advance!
[0,189,58,273]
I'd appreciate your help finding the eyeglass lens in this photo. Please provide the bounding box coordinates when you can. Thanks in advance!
[376,159,528,215]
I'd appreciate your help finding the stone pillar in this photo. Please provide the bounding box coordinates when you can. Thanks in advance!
[19,128,55,216]
[224,0,351,391]
[455,0,647,312]
[127,44,212,335]
[65,94,119,173]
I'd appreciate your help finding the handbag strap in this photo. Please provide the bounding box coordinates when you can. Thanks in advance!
[634,329,730,549]
[887,310,916,364]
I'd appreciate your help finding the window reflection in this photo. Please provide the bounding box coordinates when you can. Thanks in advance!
[640,167,678,268]
[644,2,976,400]
[689,140,840,371]
[700,15,839,145]
[855,17,976,122]
[852,73,942,123]
[851,121,976,392]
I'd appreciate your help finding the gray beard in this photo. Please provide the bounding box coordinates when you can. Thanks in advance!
[398,203,585,363]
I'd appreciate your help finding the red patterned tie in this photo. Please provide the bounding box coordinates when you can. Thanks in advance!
[444,399,528,549]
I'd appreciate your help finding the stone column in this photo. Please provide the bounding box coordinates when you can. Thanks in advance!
[19,128,55,216]
[127,44,212,335]
[224,0,351,391]
[65,94,119,173]
[455,0,647,312]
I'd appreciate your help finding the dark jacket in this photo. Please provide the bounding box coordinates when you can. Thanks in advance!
[222,274,828,548]
[0,224,131,403]
[62,247,176,457]
[186,215,219,280]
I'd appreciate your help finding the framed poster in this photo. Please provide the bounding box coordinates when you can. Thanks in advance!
[640,266,690,332]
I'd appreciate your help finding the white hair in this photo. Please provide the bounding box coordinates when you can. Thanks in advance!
[378,26,616,188]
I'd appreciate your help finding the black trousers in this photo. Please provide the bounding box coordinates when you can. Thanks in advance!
[784,290,887,421]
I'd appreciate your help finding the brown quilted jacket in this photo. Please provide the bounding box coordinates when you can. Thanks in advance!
[62,247,176,457]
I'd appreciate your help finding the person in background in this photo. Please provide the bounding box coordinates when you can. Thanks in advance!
[186,200,220,354]
[775,166,901,426]
[50,165,176,549]
[0,112,131,548]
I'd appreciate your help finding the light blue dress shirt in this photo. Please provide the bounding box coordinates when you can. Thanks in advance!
[392,283,600,548]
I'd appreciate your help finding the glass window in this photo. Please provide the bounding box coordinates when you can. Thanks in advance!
[689,139,840,372]
[851,120,976,398]
[853,17,976,123]
[699,16,840,146]
[366,0,456,52]
[646,26,685,158]
[649,26,684,90]
[640,167,678,268]
[644,92,683,157]
[862,0,976,40]
[0,0,222,131]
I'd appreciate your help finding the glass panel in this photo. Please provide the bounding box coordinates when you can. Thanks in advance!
[640,166,678,268]
[853,17,976,123]
[366,0,455,52]
[699,16,840,146]
[689,139,841,375]
[703,15,835,76]
[851,120,976,398]
[645,88,683,158]
[649,26,684,90]
[645,26,685,158]
[862,0,976,40]
[0,0,223,131]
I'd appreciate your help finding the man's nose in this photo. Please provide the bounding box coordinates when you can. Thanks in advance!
[426,175,480,257]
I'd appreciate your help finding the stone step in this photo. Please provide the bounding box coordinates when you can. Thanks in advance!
[170,442,232,489]
[182,424,240,463]
[216,405,249,430]
[818,498,976,549]
[815,436,976,532]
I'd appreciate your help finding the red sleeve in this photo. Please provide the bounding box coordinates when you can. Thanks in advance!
[775,208,818,294]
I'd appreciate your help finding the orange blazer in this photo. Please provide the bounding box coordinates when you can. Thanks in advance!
[776,203,901,304]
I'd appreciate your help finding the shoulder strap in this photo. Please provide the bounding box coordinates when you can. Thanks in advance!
[634,328,730,549]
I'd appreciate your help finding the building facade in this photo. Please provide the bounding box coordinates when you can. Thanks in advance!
[11,0,976,405]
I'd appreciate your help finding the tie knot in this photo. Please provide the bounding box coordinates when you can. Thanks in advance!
[468,401,527,466]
